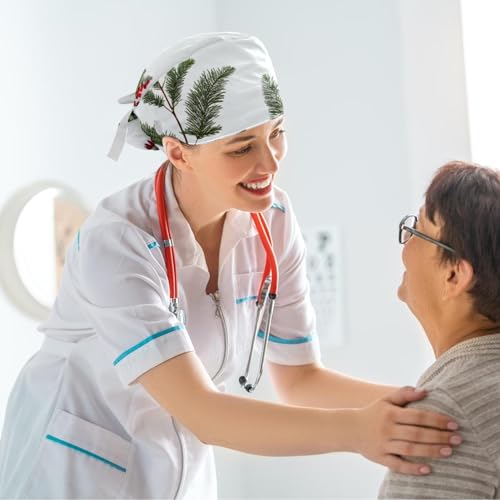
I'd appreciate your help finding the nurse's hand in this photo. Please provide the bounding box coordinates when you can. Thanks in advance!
[354,386,461,475]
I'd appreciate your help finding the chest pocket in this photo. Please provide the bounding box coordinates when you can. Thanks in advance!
[21,409,132,498]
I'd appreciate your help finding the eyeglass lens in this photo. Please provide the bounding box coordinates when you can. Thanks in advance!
[400,215,417,244]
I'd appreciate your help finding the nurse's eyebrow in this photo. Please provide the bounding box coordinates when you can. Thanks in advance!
[225,118,284,145]
[226,134,255,145]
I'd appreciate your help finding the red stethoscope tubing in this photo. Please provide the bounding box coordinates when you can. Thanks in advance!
[154,163,278,304]
[251,212,278,298]
[154,164,177,299]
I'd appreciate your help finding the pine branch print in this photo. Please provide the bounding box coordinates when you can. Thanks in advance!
[262,74,284,119]
[143,59,196,143]
[142,90,165,108]
[140,122,164,147]
[165,58,195,108]
[184,66,236,140]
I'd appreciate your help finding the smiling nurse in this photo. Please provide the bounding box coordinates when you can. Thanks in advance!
[0,33,462,499]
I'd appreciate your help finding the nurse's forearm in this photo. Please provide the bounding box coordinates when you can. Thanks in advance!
[139,352,460,470]
[198,391,358,456]
[269,363,395,408]
[139,352,357,456]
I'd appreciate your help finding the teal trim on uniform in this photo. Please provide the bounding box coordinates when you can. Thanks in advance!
[271,201,286,213]
[235,295,258,305]
[76,230,80,251]
[45,434,127,473]
[258,330,312,344]
[113,325,185,365]
[147,241,160,250]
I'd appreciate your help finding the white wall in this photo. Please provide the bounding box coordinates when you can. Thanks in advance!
[214,0,470,497]
[0,1,470,498]
[461,0,500,168]
[399,0,471,208]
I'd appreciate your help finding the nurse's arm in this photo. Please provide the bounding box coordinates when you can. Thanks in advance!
[268,361,395,408]
[138,351,459,474]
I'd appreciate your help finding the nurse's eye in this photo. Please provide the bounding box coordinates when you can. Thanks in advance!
[230,144,253,156]
[270,128,286,139]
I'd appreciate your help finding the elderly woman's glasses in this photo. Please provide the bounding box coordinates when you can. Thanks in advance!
[399,215,456,254]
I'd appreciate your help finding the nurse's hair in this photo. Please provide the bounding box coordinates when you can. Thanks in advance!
[425,161,500,322]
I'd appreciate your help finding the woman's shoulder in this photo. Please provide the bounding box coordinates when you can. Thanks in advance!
[417,347,500,436]
[84,174,156,235]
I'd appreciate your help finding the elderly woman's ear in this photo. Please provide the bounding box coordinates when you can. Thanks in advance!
[443,259,475,299]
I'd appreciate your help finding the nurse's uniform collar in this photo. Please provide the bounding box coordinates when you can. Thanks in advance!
[225,209,258,238]
[160,163,258,269]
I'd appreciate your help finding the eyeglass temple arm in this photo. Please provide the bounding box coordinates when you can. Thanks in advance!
[403,225,456,253]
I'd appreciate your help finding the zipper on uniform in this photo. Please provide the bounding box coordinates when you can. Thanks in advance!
[172,291,227,498]
[171,417,185,499]
[210,290,229,382]
[174,298,230,498]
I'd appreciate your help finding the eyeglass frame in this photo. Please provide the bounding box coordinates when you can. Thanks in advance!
[399,215,457,254]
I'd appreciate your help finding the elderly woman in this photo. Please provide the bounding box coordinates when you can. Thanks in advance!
[380,161,500,498]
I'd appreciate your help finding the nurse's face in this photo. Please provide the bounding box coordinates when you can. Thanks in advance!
[170,117,287,213]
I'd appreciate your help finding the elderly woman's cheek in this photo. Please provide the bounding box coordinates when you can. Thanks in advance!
[397,271,408,302]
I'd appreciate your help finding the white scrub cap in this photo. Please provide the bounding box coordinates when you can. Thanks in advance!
[108,32,284,160]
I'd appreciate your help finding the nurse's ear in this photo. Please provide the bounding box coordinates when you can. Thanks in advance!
[162,136,195,172]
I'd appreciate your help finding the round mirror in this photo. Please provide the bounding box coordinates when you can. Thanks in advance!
[0,182,89,320]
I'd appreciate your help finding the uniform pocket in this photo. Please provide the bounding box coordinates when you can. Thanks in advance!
[234,271,264,306]
[21,409,132,498]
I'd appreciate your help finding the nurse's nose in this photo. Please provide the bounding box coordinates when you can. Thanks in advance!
[258,146,280,175]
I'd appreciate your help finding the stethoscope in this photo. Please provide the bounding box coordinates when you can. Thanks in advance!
[154,163,279,392]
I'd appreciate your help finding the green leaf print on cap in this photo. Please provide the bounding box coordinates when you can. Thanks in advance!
[262,74,284,119]
[138,59,236,144]
[184,66,236,140]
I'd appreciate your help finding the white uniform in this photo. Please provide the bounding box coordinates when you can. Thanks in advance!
[0,166,321,499]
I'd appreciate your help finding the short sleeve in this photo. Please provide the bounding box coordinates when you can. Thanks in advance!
[75,222,194,385]
[379,389,498,499]
[263,193,321,366]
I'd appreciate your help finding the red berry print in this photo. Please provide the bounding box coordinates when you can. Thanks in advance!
[134,78,152,107]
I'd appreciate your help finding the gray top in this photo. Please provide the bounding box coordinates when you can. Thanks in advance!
[379,333,500,499]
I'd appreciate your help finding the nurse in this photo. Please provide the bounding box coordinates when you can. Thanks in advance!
[0,33,461,499]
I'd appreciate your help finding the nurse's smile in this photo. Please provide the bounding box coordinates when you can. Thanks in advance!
[239,176,274,196]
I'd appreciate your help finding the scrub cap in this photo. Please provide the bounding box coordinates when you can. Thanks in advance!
[108,32,284,160]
